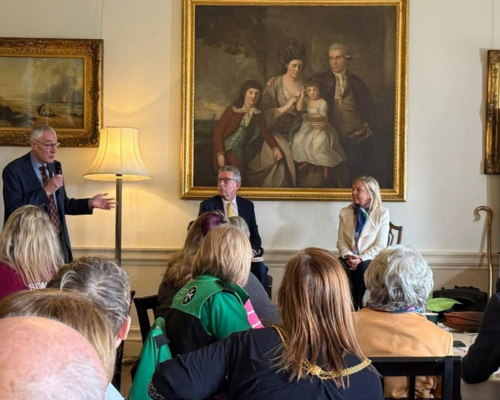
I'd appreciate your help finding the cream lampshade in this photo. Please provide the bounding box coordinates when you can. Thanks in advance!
[84,126,151,263]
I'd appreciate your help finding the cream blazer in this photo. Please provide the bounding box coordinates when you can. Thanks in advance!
[337,205,390,261]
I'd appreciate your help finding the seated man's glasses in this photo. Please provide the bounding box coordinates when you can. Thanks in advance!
[217,178,238,184]
[33,140,61,149]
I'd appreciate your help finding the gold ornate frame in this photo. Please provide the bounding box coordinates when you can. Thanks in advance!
[485,50,500,174]
[0,38,103,147]
[181,0,408,200]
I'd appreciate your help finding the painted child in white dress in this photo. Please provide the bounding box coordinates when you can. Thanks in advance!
[291,78,346,179]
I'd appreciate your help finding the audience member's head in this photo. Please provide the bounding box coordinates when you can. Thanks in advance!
[228,216,250,239]
[0,205,63,288]
[0,316,107,399]
[365,245,433,310]
[47,256,131,347]
[162,211,227,289]
[0,289,116,381]
[277,247,365,385]
[192,224,251,286]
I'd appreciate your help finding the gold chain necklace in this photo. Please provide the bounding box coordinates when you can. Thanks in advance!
[273,325,371,380]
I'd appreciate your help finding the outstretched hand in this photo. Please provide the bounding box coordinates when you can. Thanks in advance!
[89,193,115,210]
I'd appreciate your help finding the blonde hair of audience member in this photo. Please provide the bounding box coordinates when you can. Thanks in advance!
[228,216,250,239]
[0,316,107,399]
[364,245,433,310]
[0,205,63,287]
[47,256,131,347]
[0,289,116,381]
[161,211,227,290]
[191,224,251,286]
[276,247,366,386]
[352,176,382,213]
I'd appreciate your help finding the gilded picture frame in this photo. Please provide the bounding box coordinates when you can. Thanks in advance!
[181,0,408,200]
[485,50,500,174]
[0,38,103,147]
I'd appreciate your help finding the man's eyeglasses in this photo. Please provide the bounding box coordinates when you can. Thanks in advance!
[33,140,60,149]
[217,178,238,185]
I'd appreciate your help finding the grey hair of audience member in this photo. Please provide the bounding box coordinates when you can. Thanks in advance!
[30,125,56,140]
[328,42,352,59]
[219,165,242,183]
[365,245,433,310]
[0,316,107,400]
[47,256,131,337]
[228,216,250,238]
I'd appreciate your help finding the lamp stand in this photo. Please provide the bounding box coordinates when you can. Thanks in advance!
[115,174,123,265]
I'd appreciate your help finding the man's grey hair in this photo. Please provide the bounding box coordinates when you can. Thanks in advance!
[30,125,56,140]
[20,357,106,400]
[219,165,242,183]
[328,43,352,59]
[47,256,131,335]
[365,245,433,310]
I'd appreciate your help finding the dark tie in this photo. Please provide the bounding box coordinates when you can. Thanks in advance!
[39,165,60,232]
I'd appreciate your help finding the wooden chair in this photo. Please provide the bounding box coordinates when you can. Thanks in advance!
[370,356,462,400]
[134,294,158,344]
[111,289,136,391]
[388,222,403,245]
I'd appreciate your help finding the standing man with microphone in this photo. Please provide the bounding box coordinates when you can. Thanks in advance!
[2,125,114,263]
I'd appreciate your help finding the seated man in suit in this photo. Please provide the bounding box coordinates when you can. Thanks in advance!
[199,165,269,292]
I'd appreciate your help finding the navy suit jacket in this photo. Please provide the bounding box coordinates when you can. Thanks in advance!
[2,152,93,262]
[199,195,262,254]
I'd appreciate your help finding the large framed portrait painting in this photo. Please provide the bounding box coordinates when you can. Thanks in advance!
[181,0,408,201]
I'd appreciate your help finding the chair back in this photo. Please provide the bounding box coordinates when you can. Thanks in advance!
[134,294,158,344]
[388,222,403,245]
[370,356,462,400]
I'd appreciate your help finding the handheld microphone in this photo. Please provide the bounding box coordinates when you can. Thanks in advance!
[54,161,62,195]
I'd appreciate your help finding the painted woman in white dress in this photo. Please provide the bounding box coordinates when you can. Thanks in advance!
[292,78,346,180]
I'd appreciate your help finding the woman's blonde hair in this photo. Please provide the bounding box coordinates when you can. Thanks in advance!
[0,205,63,286]
[276,247,365,386]
[0,289,116,381]
[161,211,227,290]
[352,176,382,213]
[191,224,251,286]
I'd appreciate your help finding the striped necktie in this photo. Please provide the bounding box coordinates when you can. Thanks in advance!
[39,165,60,232]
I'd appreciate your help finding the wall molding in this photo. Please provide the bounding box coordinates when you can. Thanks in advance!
[73,247,499,271]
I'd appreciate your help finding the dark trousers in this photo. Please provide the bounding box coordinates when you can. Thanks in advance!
[250,260,269,294]
[340,257,371,310]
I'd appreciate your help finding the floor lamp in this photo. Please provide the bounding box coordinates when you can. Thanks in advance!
[84,126,151,265]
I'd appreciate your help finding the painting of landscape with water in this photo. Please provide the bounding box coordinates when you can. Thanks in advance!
[0,38,102,147]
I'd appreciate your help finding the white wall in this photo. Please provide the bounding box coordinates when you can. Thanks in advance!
[1,0,500,350]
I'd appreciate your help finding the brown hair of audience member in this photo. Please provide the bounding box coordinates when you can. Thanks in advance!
[276,247,366,386]
[161,211,227,290]
[47,256,131,345]
[191,224,251,286]
[0,205,63,287]
[0,289,116,381]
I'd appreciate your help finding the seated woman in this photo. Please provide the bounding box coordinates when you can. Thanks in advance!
[149,247,383,400]
[0,205,63,300]
[337,176,389,309]
[165,224,252,356]
[356,245,453,399]
[0,289,117,394]
[156,211,227,319]
[47,256,132,348]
